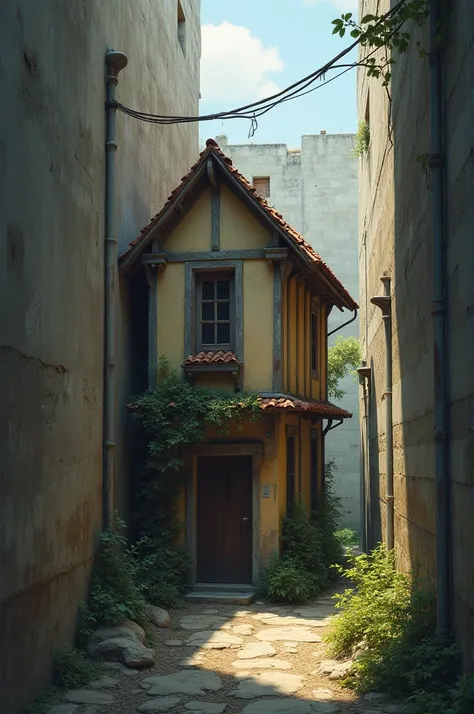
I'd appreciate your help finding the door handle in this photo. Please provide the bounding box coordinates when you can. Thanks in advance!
[242,517,249,522]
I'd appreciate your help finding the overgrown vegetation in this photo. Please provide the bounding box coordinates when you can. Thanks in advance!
[130,358,260,608]
[326,545,474,714]
[258,461,343,603]
[334,528,359,547]
[352,120,370,158]
[27,647,104,714]
[327,336,361,400]
[77,515,148,646]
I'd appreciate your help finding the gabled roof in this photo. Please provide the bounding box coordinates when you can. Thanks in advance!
[119,139,358,311]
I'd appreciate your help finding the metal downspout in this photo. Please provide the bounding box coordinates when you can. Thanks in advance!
[327,308,358,337]
[104,50,128,529]
[429,0,450,638]
[371,276,394,550]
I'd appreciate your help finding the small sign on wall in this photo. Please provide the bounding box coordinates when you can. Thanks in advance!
[261,485,271,499]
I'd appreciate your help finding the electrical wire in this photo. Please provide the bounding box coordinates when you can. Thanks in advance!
[114,0,409,135]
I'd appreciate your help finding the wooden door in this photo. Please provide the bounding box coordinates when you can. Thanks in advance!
[197,455,253,584]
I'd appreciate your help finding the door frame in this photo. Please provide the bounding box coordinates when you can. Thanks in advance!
[185,443,263,585]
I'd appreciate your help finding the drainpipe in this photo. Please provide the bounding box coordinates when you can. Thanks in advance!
[357,362,371,552]
[327,308,357,337]
[429,0,450,638]
[371,276,393,551]
[103,49,128,530]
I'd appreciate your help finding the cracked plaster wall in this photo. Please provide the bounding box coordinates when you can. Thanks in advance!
[0,1,200,711]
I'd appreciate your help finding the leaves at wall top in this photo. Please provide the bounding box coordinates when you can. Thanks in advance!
[331,1,430,87]
[328,335,361,400]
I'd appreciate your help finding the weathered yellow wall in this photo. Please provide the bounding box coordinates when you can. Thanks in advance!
[243,261,273,390]
[157,263,185,367]
[164,189,212,252]
[283,272,325,401]
[220,185,270,250]
[194,373,235,391]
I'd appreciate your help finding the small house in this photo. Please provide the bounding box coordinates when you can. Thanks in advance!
[119,139,357,588]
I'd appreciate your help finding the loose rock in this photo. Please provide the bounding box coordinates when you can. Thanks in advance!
[202,608,219,615]
[137,697,182,712]
[256,627,322,643]
[165,640,184,647]
[88,636,154,669]
[147,605,171,628]
[312,689,334,700]
[142,671,222,696]
[90,621,145,644]
[310,704,339,713]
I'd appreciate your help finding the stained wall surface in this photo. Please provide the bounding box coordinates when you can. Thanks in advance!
[357,0,473,666]
[0,2,200,711]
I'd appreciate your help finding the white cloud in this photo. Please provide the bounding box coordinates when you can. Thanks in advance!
[304,0,358,12]
[200,22,284,103]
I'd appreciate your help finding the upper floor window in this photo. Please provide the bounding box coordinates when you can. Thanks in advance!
[197,273,234,350]
[253,176,270,199]
[177,1,186,55]
[311,303,319,378]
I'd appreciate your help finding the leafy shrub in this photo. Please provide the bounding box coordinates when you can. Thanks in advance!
[259,462,342,604]
[326,545,413,658]
[326,543,470,713]
[78,515,147,644]
[258,556,313,603]
[54,646,103,689]
[334,528,359,547]
[132,536,191,609]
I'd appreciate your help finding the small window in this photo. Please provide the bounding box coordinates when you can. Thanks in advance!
[286,435,295,508]
[311,304,319,378]
[177,1,186,54]
[197,273,234,350]
[253,176,270,199]
[310,431,318,512]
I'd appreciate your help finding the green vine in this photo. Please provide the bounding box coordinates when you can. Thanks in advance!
[332,1,430,88]
[129,358,260,606]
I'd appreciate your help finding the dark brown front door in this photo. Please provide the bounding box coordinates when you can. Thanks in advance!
[197,455,253,584]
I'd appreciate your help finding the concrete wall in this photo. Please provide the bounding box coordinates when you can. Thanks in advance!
[357,0,473,666]
[0,1,200,711]
[220,134,360,531]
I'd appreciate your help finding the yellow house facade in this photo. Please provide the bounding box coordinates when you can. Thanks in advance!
[120,139,357,587]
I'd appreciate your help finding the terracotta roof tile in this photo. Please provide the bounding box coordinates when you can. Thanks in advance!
[120,139,358,311]
[258,394,352,419]
[183,350,240,365]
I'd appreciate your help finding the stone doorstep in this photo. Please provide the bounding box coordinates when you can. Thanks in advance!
[186,589,255,605]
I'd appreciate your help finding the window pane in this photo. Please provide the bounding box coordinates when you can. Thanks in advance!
[202,302,214,321]
[217,323,230,343]
[202,280,215,300]
[216,280,230,299]
[202,323,215,344]
[217,302,230,321]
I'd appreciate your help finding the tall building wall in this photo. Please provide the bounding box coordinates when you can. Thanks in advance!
[0,2,201,711]
[220,134,360,530]
[357,0,473,665]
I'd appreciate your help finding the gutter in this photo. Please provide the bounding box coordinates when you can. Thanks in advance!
[103,49,128,529]
[327,308,358,337]
[429,0,450,638]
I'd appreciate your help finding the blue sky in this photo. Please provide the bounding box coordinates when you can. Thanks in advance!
[199,0,358,147]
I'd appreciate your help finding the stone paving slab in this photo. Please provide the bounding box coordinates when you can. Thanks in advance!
[237,642,277,659]
[64,690,114,705]
[231,672,305,698]
[256,627,322,642]
[232,658,293,670]
[137,696,182,712]
[141,671,222,696]
[239,698,312,713]
[186,630,243,649]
